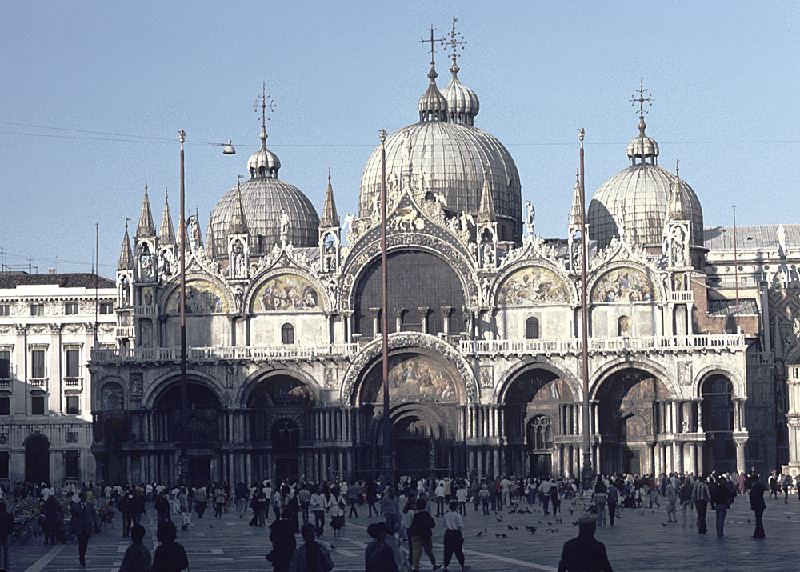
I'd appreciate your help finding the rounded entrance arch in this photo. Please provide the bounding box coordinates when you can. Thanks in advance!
[702,375,736,473]
[503,369,576,477]
[155,382,222,443]
[596,368,670,475]
[103,416,127,485]
[25,434,50,484]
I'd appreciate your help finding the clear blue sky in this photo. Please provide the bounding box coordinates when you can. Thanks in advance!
[1,1,798,276]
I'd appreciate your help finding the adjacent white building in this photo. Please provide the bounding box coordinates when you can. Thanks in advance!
[0,272,116,485]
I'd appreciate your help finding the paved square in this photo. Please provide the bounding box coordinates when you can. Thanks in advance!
[8,495,800,571]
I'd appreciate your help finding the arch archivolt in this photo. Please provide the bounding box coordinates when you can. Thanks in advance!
[94,375,125,408]
[236,365,323,407]
[589,356,676,401]
[492,260,578,307]
[158,270,233,314]
[495,359,581,405]
[340,332,479,406]
[694,364,744,400]
[340,236,478,311]
[587,260,664,303]
[246,265,330,314]
[143,369,227,409]
[365,401,455,444]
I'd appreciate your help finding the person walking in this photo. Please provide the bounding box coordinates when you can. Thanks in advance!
[710,476,731,538]
[178,488,191,531]
[42,494,64,545]
[557,513,613,572]
[409,498,442,571]
[119,524,152,572]
[366,522,400,572]
[606,481,619,526]
[289,523,334,572]
[692,476,710,534]
[213,484,226,519]
[71,491,100,567]
[366,481,379,518]
[665,480,678,523]
[152,521,189,572]
[195,484,207,519]
[0,501,14,572]
[310,486,327,537]
[329,490,345,538]
[479,484,490,516]
[443,501,470,572]
[267,509,297,572]
[298,485,312,524]
[679,477,694,527]
[235,481,249,518]
[381,488,401,535]
[750,474,766,539]
[592,478,607,526]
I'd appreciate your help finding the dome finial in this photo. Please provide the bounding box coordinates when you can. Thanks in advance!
[626,79,659,164]
[418,25,448,122]
[442,17,466,79]
[630,77,653,120]
[256,83,275,150]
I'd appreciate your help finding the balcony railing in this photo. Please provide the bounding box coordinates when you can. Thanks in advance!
[134,305,158,316]
[115,326,136,339]
[460,334,746,356]
[668,291,694,303]
[0,379,10,389]
[63,377,82,388]
[29,377,47,387]
[92,343,359,363]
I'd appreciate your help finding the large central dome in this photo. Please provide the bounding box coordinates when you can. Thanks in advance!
[359,57,522,243]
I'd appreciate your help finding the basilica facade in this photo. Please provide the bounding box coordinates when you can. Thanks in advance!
[88,39,797,487]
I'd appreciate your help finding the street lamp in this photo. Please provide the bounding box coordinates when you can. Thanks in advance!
[178,131,235,485]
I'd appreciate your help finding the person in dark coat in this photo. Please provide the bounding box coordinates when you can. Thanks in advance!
[71,491,100,567]
[42,495,64,545]
[267,508,297,572]
[750,475,767,538]
[119,523,152,572]
[152,521,189,572]
[0,502,14,572]
[557,513,613,572]
[409,498,441,571]
[710,476,731,538]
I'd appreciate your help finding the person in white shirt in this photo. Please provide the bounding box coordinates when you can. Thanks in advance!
[442,502,470,571]
[310,487,327,537]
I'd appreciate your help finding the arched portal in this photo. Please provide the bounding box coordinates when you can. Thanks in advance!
[702,375,736,473]
[25,434,50,484]
[503,370,576,477]
[596,369,671,475]
[245,375,314,484]
[357,352,463,479]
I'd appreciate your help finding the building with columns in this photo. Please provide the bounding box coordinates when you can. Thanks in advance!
[0,272,116,484]
[87,29,797,487]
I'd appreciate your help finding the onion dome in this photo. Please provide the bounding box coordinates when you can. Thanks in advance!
[418,61,448,122]
[588,118,702,250]
[441,60,479,126]
[136,188,156,238]
[626,116,659,164]
[117,223,134,271]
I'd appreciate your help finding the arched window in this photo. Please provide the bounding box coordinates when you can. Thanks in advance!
[618,315,630,337]
[281,323,294,345]
[525,317,540,339]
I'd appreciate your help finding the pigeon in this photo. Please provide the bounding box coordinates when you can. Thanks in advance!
[786,515,792,519]
[496,517,503,522]
[525,525,537,533]
[547,521,552,526]
[476,530,484,537]
[329,545,336,551]
[568,508,574,515]
[507,525,518,531]
[572,521,579,526]
[494,533,508,538]
[537,520,543,524]
[556,518,563,524]
[661,522,669,527]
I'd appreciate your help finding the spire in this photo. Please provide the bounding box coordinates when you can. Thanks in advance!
[568,170,583,229]
[228,183,249,235]
[136,186,156,237]
[477,169,496,223]
[158,188,176,245]
[205,211,217,260]
[418,25,448,122]
[667,159,689,221]
[118,220,134,271]
[248,84,281,178]
[320,170,340,227]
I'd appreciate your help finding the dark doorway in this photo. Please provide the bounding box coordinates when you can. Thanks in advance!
[189,459,211,484]
[530,454,552,477]
[26,434,50,484]
[271,419,300,483]
[702,375,736,473]
[393,416,437,477]
[104,417,128,484]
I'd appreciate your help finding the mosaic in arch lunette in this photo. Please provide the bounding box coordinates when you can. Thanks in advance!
[497,266,569,306]
[591,267,654,303]
[362,354,463,404]
[253,274,323,312]
[165,280,229,314]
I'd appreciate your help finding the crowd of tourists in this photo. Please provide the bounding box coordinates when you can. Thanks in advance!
[0,467,796,571]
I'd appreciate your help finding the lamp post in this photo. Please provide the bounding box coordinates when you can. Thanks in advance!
[177,130,235,485]
[379,129,393,484]
[578,128,594,491]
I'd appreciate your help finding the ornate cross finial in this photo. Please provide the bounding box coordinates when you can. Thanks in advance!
[328,167,331,183]
[165,187,168,202]
[441,17,466,66]
[630,78,653,118]
[675,158,679,177]
[255,83,275,139]
[144,183,148,194]
[125,217,130,231]
[420,25,445,65]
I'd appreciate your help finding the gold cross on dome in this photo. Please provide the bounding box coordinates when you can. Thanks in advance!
[441,18,466,64]
[420,25,445,64]
[630,78,654,118]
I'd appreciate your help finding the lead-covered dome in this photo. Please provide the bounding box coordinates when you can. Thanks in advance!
[588,117,702,249]
[209,126,319,259]
[440,61,479,126]
[359,59,521,242]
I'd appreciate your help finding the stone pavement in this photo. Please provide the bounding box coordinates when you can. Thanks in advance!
[7,495,800,571]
